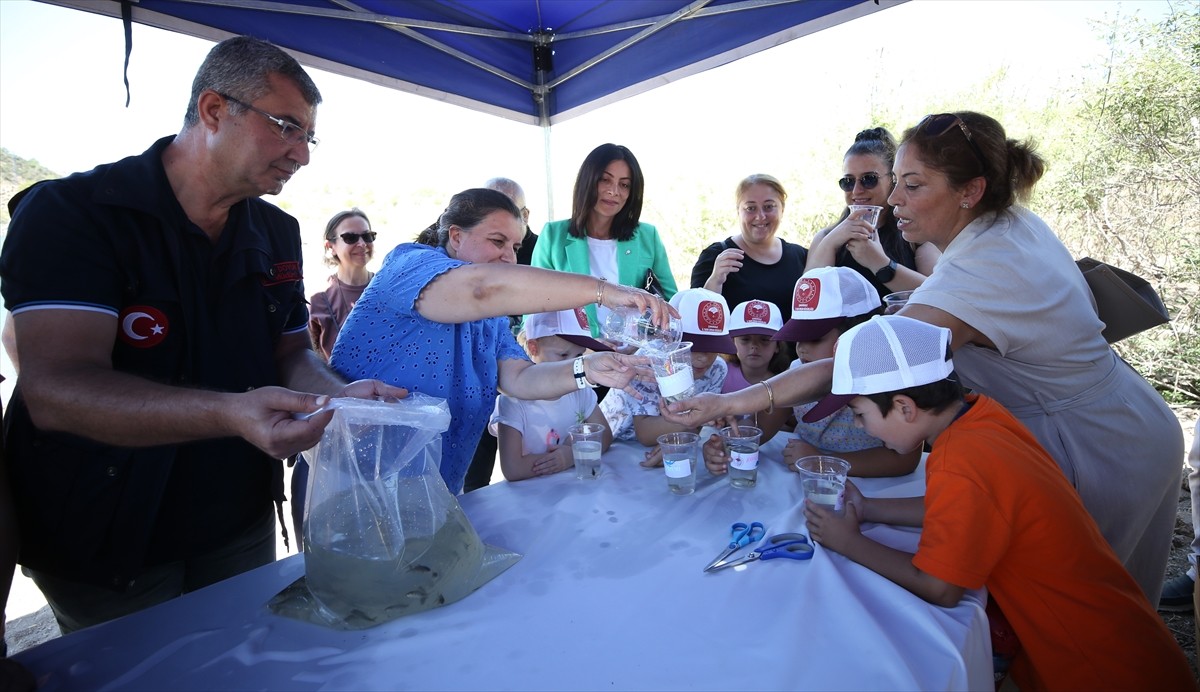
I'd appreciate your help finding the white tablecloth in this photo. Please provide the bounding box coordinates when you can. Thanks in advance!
[14,436,992,691]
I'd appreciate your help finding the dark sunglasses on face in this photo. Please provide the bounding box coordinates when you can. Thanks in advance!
[340,232,377,244]
[917,113,988,172]
[838,172,883,192]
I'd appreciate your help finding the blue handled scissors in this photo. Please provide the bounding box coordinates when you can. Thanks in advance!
[706,533,814,572]
[703,521,765,572]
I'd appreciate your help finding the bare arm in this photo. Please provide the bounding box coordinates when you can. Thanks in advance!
[16,310,360,458]
[701,248,745,294]
[497,424,569,481]
[914,242,941,277]
[662,360,834,428]
[2,313,17,373]
[497,352,648,402]
[633,413,694,447]
[815,524,966,607]
[415,263,672,326]
[895,303,993,350]
[275,331,353,395]
[804,227,840,271]
[799,444,921,478]
[806,488,963,607]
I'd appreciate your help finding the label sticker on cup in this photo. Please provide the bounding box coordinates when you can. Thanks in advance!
[664,457,692,478]
[730,450,758,470]
[655,369,694,398]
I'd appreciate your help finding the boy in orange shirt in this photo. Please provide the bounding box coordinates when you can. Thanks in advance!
[803,315,1195,690]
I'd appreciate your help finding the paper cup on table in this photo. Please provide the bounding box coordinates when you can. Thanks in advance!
[720,425,762,489]
[568,423,605,480]
[883,290,914,315]
[848,204,882,229]
[796,456,851,515]
[651,341,695,404]
[657,432,700,496]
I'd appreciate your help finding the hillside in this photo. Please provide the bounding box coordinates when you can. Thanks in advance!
[0,148,60,224]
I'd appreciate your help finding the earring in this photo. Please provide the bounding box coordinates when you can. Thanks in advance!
[961,202,970,209]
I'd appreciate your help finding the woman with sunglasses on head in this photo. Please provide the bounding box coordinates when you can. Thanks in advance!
[889,111,1182,603]
[664,112,1182,606]
[690,174,807,321]
[532,144,678,339]
[308,208,376,361]
[806,128,939,298]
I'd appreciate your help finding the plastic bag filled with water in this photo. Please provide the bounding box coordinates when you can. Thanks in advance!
[270,394,521,629]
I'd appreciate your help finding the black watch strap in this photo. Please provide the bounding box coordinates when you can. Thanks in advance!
[874,259,897,283]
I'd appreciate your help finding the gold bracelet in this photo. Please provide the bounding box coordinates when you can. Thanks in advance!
[760,379,775,415]
[595,278,606,306]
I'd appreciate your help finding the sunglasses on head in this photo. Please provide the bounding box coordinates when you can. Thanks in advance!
[339,231,377,244]
[917,113,988,172]
[837,173,883,192]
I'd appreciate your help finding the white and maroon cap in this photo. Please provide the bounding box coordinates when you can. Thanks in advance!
[728,299,783,338]
[774,266,882,343]
[803,315,954,422]
[668,288,736,355]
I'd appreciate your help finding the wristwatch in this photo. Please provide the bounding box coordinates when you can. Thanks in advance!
[874,259,897,284]
[573,356,597,389]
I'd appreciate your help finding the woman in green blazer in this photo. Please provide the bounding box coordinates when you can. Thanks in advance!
[532,143,677,337]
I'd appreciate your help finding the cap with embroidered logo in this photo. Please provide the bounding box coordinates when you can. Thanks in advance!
[728,299,784,338]
[802,315,955,422]
[774,266,882,343]
[668,288,736,355]
[523,308,612,352]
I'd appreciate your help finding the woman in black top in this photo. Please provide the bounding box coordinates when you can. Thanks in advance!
[690,174,807,320]
[806,128,939,298]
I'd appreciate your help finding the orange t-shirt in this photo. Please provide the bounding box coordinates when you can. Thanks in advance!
[914,394,1194,690]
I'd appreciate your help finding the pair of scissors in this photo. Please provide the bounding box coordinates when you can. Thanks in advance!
[703,521,765,572]
[706,533,814,572]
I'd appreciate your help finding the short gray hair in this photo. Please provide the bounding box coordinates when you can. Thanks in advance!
[183,36,321,129]
[484,177,526,207]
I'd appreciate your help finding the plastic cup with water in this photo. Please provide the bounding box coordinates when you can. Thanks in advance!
[650,341,695,404]
[720,425,762,489]
[568,423,605,480]
[657,431,701,495]
[848,204,882,230]
[796,455,851,515]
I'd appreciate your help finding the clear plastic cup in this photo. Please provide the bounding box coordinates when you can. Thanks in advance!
[568,423,605,480]
[796,455,851,515]
[650,342,695,404]
[883,290,913,315]
[848,204,882,229]
[657,432,701,495]
[720,425,762,489]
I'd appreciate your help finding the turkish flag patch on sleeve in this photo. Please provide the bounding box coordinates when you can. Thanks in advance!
[118,305,170,348]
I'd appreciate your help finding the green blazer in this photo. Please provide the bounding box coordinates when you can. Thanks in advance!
[532,219,678,336]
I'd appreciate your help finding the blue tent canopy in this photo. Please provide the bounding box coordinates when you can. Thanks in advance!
[42,0,901,126]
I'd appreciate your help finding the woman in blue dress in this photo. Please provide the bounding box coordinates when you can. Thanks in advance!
[332,188,670,494]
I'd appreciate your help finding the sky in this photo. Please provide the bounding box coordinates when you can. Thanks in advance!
[0,0,1172,230]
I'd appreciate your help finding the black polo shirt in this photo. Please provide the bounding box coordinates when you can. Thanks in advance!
[0,136,308,590]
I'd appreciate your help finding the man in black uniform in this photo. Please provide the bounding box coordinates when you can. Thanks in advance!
[0,36,403,633]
